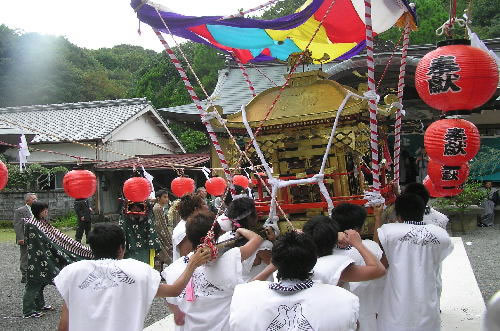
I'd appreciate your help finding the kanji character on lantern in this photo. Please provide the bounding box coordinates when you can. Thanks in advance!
[427,55,461,95]
[443,127,467,156]
[441,166,460,181]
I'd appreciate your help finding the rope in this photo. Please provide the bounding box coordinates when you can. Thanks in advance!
[154,8,211,100]
[153,28,236,194]
[249,63,279,87]
[235,56,257,97]
[364,0,381,192]
[393,17,411,189]
[375,31,404,91]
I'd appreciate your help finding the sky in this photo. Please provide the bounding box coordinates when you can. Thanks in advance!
[0,0,268,52]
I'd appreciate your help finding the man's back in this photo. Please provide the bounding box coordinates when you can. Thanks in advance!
[377,222,453,331]
[230,280,359,331]
[54,258,160,331]
[13,205,31,241]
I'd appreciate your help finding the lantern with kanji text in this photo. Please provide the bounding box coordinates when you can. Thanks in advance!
[233,175,249,189]
[123,177,151,202]
[0,160,8,191]
[415,39,499,115]
[63,169,97,199]
[427,160,469,188]
[171,177,195,198]
[205,177,227,196]
[423,175,463,198]
[424,118,480,166]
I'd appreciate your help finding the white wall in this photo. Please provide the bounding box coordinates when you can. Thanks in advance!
[98,139,173,162]
[108,113,177,152]
[4,143,97,164]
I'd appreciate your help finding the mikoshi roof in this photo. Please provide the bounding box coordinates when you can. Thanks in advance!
[0,98,184,150]
[160,63,341,118]
[132,0,416,64]
[96,153,210,170]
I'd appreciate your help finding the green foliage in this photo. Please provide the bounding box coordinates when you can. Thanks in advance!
[169,122,209,153]
[260,0,305,19]
[0,154,68,191]
[469,146,500,179]
[51,211,78,229]
[432,181,488,212]
[379,0,499,44]
[0,220,13,229]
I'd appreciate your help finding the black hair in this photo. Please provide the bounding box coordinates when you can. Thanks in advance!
[186,210,221,247]
[155,189,169,199]
[272,231,317,281]
[404,183,430,206]
[395,193,425,222]
[31,201,49,220]
[88,223,125,259]
[331,203,367,232]
[178,193,205,220]
[226,197,257,229]
[302,215,339,257]
[223,185,246,206]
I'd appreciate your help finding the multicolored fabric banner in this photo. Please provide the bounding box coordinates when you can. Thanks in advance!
[132,0,416,63]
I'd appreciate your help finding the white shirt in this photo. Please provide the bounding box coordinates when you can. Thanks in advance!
[312,254,354,286]
[172,220,186,261]
[162,247,244,331]
[424,207,449,229]
[377,222,454,331]
[217,231,274,282]
[54,259,160,331]
[335,240,384,331]
[230,280,359,331]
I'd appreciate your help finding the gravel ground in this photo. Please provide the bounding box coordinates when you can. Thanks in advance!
[1,224,498,330]
[461,223,500,303]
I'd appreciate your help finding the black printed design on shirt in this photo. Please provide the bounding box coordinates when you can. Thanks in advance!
[179,271,223,299]
[267,303,313,331]
[78,263,135,290]
[399,227,441,246]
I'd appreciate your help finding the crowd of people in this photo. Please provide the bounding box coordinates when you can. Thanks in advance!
[11,181,499,331]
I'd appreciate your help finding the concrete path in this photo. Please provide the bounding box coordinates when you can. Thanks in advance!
[145,237,486,331]
[440,237,485,330]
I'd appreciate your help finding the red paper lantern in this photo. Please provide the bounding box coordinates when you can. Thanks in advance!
[423,176,463,198]
[205,177,227,196]
[63,169,97,199]
[233,175,249,189]
[171,177,195,198]
[424,119,480,166]
[423,176,447,198]
[415,39,498,114]
[427,160,469,188]
[0,161,8,191]
[123,177,151,202]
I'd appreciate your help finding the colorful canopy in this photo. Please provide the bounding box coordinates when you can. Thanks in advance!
[132,0,416,63]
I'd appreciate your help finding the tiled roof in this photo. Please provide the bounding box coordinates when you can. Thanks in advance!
[96,153,210,170]
[0,98,153,143]
[159,63,340,117]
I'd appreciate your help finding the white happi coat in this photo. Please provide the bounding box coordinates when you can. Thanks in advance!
[377,221,453,331]
[230,279,359,331]
[162,247,244,331]
[334,240,384,331]
[54,259,160,331]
